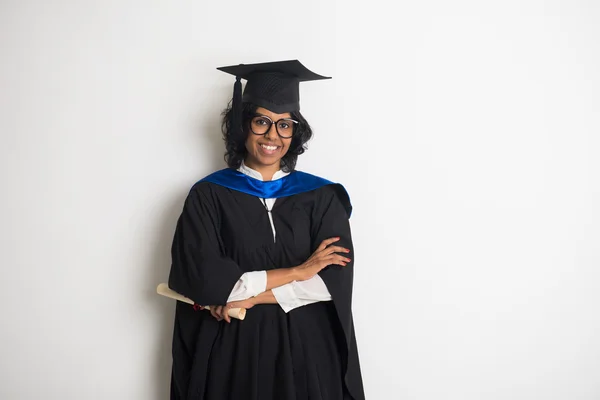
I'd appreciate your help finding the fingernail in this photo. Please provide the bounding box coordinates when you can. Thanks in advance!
[345,249,350,253]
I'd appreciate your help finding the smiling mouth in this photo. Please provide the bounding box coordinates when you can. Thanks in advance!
[259,143,281,153]
[261,144,279,150]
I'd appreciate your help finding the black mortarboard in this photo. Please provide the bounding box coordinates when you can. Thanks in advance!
[217,60,331,137]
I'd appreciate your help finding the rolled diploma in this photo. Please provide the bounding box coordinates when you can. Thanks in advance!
[156,283,246,320]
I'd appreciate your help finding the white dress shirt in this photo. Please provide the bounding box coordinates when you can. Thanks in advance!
[226,161,333,312]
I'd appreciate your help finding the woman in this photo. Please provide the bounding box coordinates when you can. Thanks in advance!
[168,60,365,400]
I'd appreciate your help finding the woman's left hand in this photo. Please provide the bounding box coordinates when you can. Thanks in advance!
[214,298,256,323]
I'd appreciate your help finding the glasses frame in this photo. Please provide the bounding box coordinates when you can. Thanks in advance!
[249,114,299,139]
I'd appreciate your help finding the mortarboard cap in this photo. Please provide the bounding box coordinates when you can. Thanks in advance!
[218,60,331,114]
[217,60,331,138]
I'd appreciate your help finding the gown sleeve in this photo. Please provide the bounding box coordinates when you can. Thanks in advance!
[311,184,365,400]
[168,184,245,306]
[312,184,354,326]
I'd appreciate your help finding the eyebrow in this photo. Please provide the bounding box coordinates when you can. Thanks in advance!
[255,113,294,120]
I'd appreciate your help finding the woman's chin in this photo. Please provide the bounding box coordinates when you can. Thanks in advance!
[253,150,283,164]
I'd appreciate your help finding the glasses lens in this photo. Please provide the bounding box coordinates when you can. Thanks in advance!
[276,119,296,138]
[251,116,272,134]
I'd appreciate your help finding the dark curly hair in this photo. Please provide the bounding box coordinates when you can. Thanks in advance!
[221,101,313,172]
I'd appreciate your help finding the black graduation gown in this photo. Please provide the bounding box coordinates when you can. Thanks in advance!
[167,179,365,400]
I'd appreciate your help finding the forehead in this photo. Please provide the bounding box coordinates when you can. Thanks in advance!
[255,107,292,120]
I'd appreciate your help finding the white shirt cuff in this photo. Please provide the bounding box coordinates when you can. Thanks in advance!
[272,275,332,313]
[226,270,267,302]
[272,283,303,313]
[293,275,332,302]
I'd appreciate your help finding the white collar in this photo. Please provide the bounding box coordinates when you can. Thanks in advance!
[238,160,290,182]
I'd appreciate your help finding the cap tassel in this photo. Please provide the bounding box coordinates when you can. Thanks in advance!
[231,76,243,137]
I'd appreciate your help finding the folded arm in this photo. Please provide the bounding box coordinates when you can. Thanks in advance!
[226,269,332,313]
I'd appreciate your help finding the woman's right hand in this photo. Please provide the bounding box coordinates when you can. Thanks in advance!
[293,237,351,281]
[209,305,224,321]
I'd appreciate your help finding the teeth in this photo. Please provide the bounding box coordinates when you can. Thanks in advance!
[261,144,278,151]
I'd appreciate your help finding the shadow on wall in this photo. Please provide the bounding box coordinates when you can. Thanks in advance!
[145,85,232,400]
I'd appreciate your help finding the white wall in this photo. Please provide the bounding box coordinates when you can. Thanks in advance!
[1,1,599,399]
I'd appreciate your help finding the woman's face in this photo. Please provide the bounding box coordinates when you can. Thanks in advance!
[244,106,293,170]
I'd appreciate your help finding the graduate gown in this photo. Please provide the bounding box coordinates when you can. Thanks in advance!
[167,174,365,400]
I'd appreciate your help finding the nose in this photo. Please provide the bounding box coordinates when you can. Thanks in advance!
[265,123,278,140]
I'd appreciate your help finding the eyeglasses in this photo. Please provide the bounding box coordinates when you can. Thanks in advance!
[249,114,298,139]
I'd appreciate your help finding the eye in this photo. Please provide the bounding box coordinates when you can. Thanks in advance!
[278,122,290,130]
[254,117,269,126]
